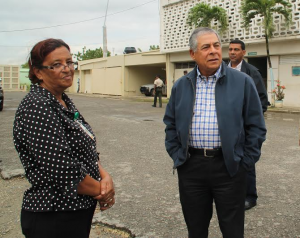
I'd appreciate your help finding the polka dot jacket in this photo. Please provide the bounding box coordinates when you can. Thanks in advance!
[13,84,101,212]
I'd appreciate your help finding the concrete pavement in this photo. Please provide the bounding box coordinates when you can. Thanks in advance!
[0,91,300,238]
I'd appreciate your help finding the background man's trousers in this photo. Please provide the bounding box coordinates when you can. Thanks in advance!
[177,152,247,238]
[153,87,162,107]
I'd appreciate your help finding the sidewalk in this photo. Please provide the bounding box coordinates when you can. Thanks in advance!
[267,106,300,114]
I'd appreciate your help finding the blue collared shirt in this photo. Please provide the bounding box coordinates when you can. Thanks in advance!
[189,65,222,149]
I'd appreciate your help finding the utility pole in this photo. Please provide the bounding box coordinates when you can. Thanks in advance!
[103,0,109,58]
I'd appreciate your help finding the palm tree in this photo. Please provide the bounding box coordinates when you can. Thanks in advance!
[240,0,292,105]
[186,3,228,35]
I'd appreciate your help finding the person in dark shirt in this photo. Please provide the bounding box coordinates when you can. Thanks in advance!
[228,39,268,210]
[13,38,115,238]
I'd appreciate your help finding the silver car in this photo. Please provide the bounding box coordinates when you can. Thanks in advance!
[140,84,167,97]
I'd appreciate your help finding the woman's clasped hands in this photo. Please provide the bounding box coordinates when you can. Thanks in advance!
[94,173,115,211]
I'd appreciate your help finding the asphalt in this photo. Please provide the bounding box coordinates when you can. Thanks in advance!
[0,91,300,238]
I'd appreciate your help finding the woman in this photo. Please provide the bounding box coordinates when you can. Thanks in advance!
[13,38,115,238]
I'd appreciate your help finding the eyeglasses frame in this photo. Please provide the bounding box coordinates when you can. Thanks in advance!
[38,62,76,71]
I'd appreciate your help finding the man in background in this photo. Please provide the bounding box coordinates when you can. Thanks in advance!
[152,75,164,108]
[228,39,268,210]
[77,77,80,93]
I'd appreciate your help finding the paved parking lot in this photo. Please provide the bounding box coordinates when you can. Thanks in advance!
[0,91,300,238]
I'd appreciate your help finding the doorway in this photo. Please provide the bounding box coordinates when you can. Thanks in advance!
[248,57,268,90]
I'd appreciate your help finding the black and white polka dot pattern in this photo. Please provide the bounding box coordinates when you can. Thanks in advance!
[13,84,101,212]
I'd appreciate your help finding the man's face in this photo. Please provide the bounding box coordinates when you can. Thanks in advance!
[228,43,246,66]
[189,33,222,77]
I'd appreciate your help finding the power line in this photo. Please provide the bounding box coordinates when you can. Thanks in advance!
[0,0,157,33]
[0,36,158,48]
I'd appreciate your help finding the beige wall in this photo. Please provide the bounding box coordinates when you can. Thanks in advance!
[76,52,167,97]
[124,51,166,66]
[278,59,300,108]
[83,70,92,93]
[124,66,166,96]
[91,67,122,95]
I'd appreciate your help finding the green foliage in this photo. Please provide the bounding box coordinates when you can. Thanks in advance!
[73,46,111,61]
[149,45,160,51]
[240,0,292,69]
[187,3,228,34]
[21,62,29,68]
[241,0,292,38]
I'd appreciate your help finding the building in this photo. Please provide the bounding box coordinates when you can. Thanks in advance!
[70,51,167,97]
[70,0,300,108]
[0,65,20,89]
[160,0,300,107]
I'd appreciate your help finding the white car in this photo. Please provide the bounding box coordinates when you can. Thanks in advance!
[140,84,167,96]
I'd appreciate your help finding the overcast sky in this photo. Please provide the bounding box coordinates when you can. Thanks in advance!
[0,0,160,65]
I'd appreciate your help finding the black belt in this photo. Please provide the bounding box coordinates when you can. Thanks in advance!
[189,147,222,158]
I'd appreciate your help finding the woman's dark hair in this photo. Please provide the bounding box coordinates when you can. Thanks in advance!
[28,38,70,84]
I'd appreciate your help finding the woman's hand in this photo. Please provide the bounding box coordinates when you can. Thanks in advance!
[96,190,115,211]
[94,163,115,211]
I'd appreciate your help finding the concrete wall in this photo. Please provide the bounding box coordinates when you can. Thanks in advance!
[76,52,167,97]
[278,56,300,107]
[91,67,122,95]
[124,66,166,97]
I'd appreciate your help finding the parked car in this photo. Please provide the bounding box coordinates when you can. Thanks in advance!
[140,84,167,97]
[0,86,4,111]
[123,47,137,54]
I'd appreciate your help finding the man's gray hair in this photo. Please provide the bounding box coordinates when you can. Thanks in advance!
[189,27,221,52]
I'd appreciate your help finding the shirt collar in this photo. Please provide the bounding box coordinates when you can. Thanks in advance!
[30,84,76,112]
[228,60,243,72]
[196,64,222,81]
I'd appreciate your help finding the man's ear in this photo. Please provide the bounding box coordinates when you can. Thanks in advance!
[242,50,246,57]
[33,68,43,80]
[189,49,195,60]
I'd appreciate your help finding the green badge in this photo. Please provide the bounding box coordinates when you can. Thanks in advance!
[74,112,79,121]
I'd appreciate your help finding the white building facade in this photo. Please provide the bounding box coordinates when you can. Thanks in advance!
[0,65,20,90]
[160,0,300,108]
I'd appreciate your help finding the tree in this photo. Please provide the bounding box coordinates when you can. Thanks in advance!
[241,0,292,105]
[186,3,228,35]
[21,62,29,68]
[149,45,160,51]
[73,46,111,61]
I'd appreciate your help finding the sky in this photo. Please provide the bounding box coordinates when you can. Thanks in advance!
[0,0,160,65]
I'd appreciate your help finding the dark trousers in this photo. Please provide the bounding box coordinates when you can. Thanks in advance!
[153,88,162,107]
[177,153,247,238]
[246,165,257,202]
[21,204,96,238]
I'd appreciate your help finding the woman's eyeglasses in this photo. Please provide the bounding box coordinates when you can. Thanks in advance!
[40,62,76,71]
